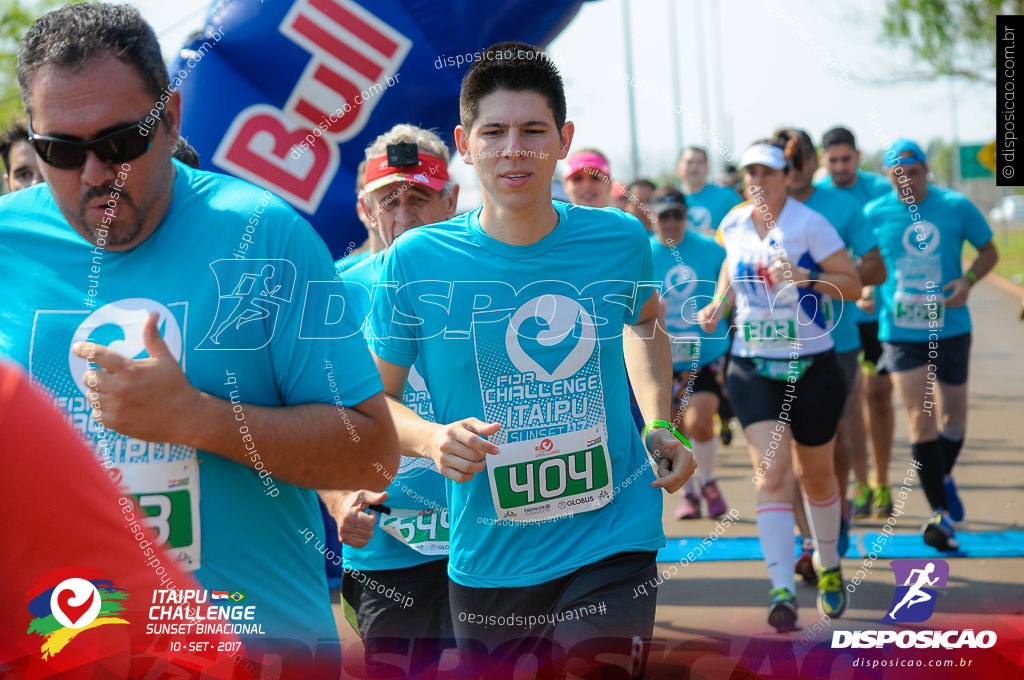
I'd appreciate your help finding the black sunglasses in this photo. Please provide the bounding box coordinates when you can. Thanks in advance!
[659,209,686,221]
[27,118,154,170]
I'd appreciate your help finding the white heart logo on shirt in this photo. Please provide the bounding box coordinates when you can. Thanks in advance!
[505,295,596,382]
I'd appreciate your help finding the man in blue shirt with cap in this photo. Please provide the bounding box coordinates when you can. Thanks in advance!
[865,138,998,551]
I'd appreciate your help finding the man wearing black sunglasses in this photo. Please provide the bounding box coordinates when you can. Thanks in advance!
[0,4,398,676]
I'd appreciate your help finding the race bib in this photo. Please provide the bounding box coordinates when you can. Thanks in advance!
[474,293,614,522]
[738,306,797,351]
[118,456,202,571]
[669,335,701,365]
[487,425,612,521]
[893,291,944,330]
[380,508,450,556]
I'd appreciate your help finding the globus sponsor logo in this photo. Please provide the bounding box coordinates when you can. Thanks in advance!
[831,629,997,650]
[559,496,595,509]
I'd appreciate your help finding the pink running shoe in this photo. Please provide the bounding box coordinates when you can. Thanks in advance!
[675,490,701,520]
[702,479,729,518]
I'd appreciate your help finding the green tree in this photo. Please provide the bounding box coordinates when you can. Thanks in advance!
[924,138,954,187]
[1,0,67,126]
[880,0,1024,83]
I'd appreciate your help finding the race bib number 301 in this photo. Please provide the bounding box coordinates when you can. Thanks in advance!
[738,306,797,351]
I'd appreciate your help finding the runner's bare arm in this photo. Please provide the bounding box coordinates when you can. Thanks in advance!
[857,247,887,287]
[944,240,998,308]
[698,259,732,332]
[373,351,500,483]
[624,289,697,494]
[75,312,399,490]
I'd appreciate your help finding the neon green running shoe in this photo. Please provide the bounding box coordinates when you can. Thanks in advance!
[871,484,893,518]
[852,482,872,519]
[814,557,847,619]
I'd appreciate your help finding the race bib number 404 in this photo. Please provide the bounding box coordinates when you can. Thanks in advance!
[489,426,612,521]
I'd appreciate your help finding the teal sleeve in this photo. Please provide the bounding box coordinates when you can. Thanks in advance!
[369,245,418,367]
[960,196,994,249]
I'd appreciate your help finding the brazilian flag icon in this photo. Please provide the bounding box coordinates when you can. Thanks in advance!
[229,591,246,602]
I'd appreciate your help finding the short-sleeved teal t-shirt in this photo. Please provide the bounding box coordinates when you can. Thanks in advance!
[369,201,666,589]
[865,186,993,342]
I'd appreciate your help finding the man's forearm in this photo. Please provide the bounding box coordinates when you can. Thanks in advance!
[968,242,999,282]
[623,318,673,425]
[318,489,353,516]
[182,393,398,490]
[857,249,886,287]
[384,395,439,458]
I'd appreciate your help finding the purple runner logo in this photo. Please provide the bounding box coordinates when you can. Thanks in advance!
[883,558,949,623]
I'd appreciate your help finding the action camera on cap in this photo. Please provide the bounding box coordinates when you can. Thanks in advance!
[387,142,419,168]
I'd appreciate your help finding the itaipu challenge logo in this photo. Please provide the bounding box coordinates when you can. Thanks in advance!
[25,569,129,659]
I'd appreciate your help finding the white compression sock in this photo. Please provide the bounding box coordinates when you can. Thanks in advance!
[756,503,796,592]
[692,438,718,484]
[683,476,699,496]
[804,491,841,569]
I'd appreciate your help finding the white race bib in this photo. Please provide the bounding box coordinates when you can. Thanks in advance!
[486,425,612,522]
[893,291,944,330]
[737,306,797,351]
[380,508,450,556]
[118,455,201,571]
[669,334,701,366]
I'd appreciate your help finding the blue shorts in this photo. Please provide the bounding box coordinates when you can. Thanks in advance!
[880,333,971,386]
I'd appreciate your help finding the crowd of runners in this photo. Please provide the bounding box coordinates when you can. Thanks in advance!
[0,4,1000,679]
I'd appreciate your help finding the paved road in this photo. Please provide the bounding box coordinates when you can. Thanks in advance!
[330,277,1024,678]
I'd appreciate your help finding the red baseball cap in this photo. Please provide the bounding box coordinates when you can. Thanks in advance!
[363,152,450,193]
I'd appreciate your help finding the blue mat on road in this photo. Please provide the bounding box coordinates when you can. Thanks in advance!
[656,531,1024,563]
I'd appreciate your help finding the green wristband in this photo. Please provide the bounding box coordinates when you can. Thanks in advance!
[643,420,692,448]
[966,271,978,286]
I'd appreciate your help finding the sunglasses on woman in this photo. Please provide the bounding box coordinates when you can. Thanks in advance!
[27,118,154,170]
